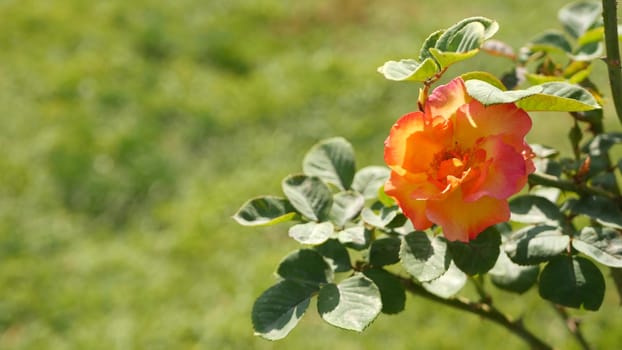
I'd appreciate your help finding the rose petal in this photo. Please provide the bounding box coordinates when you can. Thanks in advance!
[385,174,433,230]
[426,189,510,242]
[454,101,532,151]
[426,78,471,120]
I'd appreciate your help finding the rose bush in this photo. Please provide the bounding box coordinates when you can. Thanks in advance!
[384,77,535,242]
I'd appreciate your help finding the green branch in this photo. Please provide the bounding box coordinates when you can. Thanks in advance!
[528,173,619,200]
[602,0,622,125]
[399,277,552,350]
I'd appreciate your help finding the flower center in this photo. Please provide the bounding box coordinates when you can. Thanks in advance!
[429,145,480,190]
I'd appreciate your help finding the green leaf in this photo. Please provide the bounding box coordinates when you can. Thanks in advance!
[572,226,622,268]
[571,41,603,61]
[252,280,315,340]
[464,79,600,111]
[277,249,333,287]
[363,268,406,314]
[315,239,352,273]
[489,251,539,294]
[435,17,499,53]
[428,48,479,69]
[461,71,506,90]
[539,255,605,310]
[400,231,450,282]
[352,166,390,199]
[317,274,382,332]
[509,195,564,225]
[558,0,603,38]
[233,196,297,226]
[377,58,438,82]
[505,225,569,265]
[369,237,401,267]
[421,261,468,298]
[288,222,334,245]
[361,206,399,228]
[303,137,356,190]
[565,195,622,229]
[447,226,501,275]
[329,191,364,227]
[418,29,444,61]
[282,174,333,222]
[337,225,371,250]
[529,30,573,53]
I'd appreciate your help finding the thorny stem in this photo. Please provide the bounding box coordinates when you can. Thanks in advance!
[602,0,622,125]
[551,304,592,350]
[400,277,553,350]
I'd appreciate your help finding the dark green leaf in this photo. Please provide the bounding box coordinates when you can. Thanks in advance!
[233,196,297,226]
[565,195,622,229]
[529,30,573,53]
[421,262,468,298]
[571,41,603,61]
[282,174,333,222]
[277,249,332,287]
[352,166,390,199]
[252,280,315,340]
[363,268,406,314]
[448,226,501,275]
[558,1,603,38]
[369,237,401,267]
[505,225,569,265]
[400,231,450,282]
[303,137,356,190]
[465,79,600,111]
[337,226,371,250]
[288,222,334,245]
[509,195,564,225]
[489,251,539,294]
[315,239,352,273]
[329,191,364,227]
[573,226,622,268]
[317,274,382,332]
[377,58,438,82]
[539,255,605,310]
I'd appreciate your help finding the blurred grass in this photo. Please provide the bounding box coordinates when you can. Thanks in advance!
[0,0,620,349]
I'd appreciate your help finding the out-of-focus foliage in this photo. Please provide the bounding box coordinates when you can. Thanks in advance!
[1,0,620,349]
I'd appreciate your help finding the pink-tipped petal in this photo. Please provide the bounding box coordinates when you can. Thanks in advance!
[426,78,471,120]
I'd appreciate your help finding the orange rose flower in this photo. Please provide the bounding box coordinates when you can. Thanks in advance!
[384,77,534,242]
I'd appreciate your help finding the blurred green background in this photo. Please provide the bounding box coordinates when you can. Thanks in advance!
[0,0,620,349]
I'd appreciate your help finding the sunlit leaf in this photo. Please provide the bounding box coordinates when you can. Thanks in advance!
[539,255,605,310]
[288,222,334,245]
[233,196,297,226]
[529,30,572,53]
[505,225,569,265]
[303,137,356,190]
[428,48,479,69]
[252,280,315,340]
[573,226,622,268]
[352,166,390,199]
[400,231,450,282]
[558,0,603,38]
[282,174,333,222]
[435,17,499,53]
[465,79,600,111]
[489,250,539,294]
[337,225,371,250]
[461,71,506,90]
[329,191,364,227]
[421,261,468,298]
[418,29,444,61]
[377,58,438,82]
[317,274,382,332]
[361,206,399,228]
[565,195,622,229]
[509,195,564,225]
